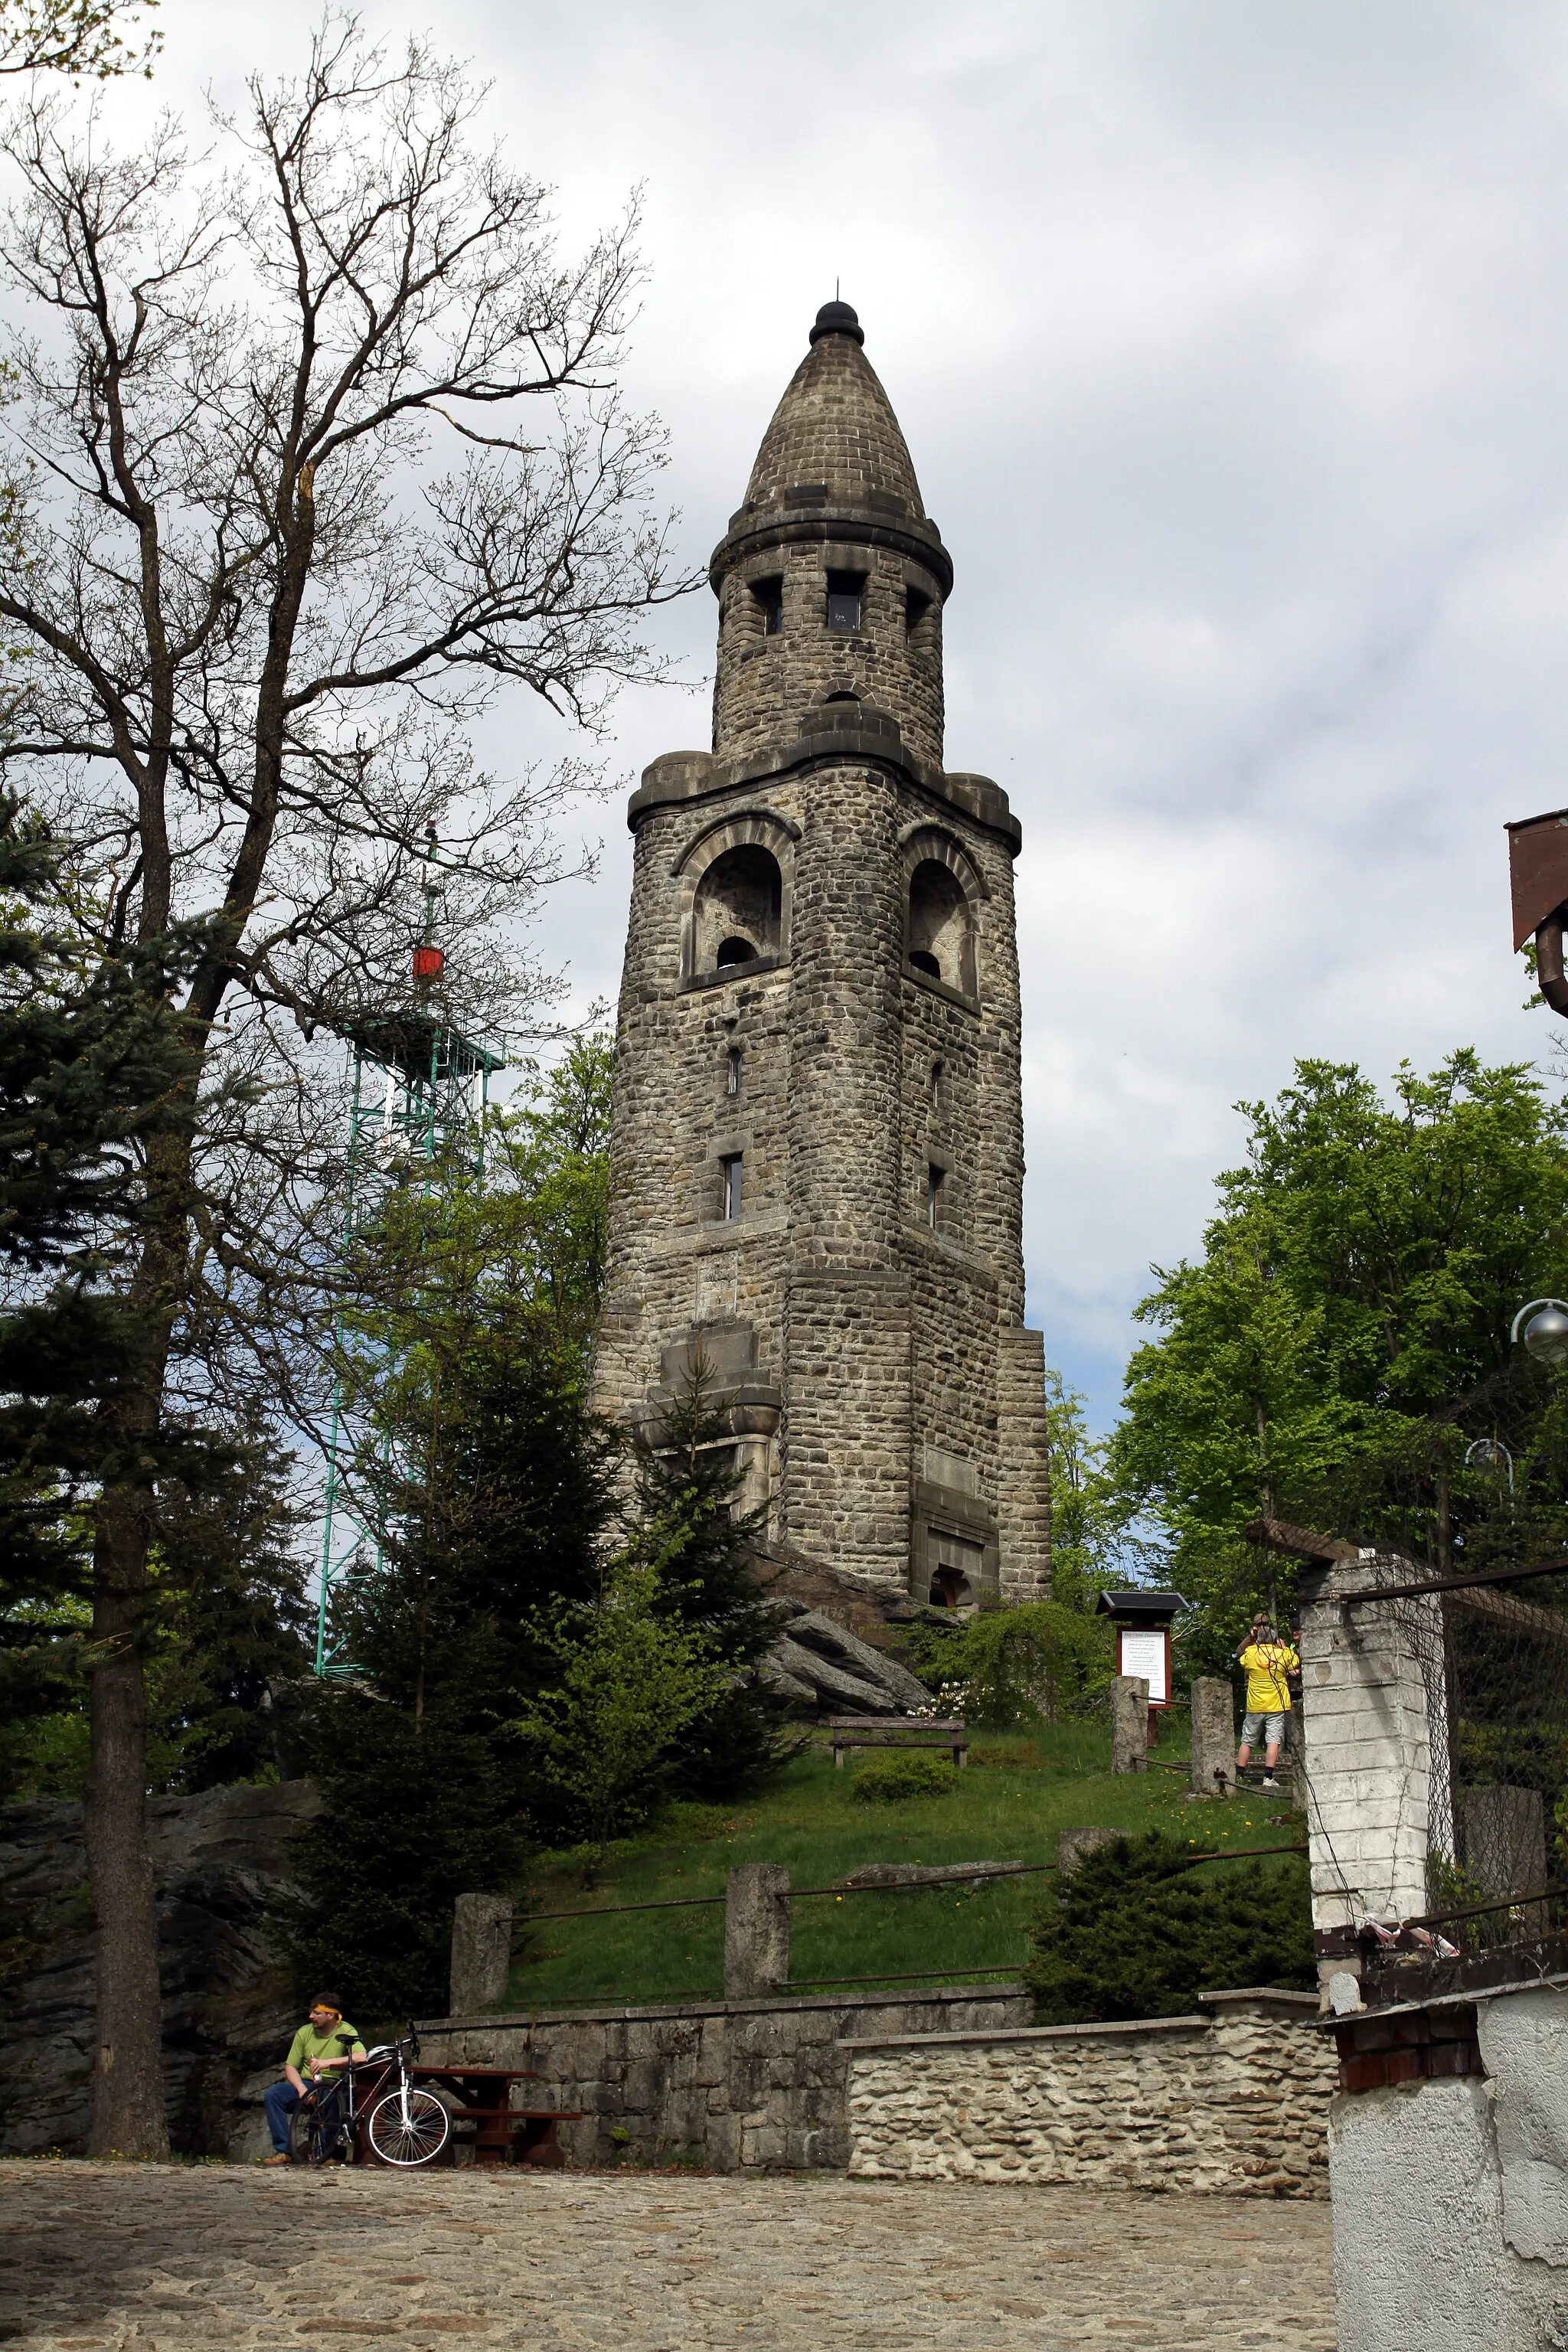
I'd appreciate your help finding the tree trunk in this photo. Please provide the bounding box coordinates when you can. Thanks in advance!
[84,1477,166,2158]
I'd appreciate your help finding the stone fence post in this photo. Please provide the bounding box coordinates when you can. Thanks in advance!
[724,1864,790,1999]
[449,1892,513,2015]
[1189,1676,1235,1798]
[1110,1674,1149,1773]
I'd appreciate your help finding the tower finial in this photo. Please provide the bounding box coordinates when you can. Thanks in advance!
[808,297,863,348]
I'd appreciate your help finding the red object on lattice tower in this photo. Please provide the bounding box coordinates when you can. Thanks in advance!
[413,943,444,983]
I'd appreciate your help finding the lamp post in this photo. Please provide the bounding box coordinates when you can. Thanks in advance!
[1510,1298,1568,1367]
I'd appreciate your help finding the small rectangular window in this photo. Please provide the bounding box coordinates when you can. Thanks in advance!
[727,1047,743,1097]
[905,585,932,639]
[750,577,783,635]
[826,570,864,632]
[721,1152,744,1220]
[926,1162,945,1227]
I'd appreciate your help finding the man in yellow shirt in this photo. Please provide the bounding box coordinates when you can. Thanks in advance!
[1236,1615,1299,1791]
[263,1996,367,2164]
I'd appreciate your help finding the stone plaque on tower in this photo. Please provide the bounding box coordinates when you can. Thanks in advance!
[590,302,1053,1609]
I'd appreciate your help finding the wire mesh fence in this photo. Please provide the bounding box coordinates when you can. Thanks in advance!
[1348,1558,1568,2004]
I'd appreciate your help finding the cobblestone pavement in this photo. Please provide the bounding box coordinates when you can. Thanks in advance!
[0,2161,1337,2351]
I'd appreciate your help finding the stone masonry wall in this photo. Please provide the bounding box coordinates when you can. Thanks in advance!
[847,1993,1337,2197]
[412,1988,1033,2174]
[407,1988,1335,2189]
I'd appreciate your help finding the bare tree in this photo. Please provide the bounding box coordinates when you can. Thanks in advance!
[0,14,695,2154]
[0,0,159,79]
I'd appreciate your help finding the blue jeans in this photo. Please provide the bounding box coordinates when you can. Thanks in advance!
[264,2078,343,2155]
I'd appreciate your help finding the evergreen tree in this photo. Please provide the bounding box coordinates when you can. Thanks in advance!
[287,1063,792,2011]
[0,796,234,1794]
[1026,1831,1314,2024]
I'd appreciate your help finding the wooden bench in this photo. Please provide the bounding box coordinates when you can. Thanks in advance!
[412,2065,582,2168]
[829,1716,968,1768]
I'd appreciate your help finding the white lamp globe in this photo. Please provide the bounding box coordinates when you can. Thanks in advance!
[1524,1305,1568,1367]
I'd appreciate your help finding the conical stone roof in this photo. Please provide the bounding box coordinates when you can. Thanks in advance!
[743,304,926,518]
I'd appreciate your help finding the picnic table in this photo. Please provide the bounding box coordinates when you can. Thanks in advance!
[411,2065,581,2168]
[829,1714,968,1767]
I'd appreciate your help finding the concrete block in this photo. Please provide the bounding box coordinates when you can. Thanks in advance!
[448,1892,511,2014]
[1111,1675,1150,1774]
[1190,1677,1236,1797]
[724,1864,790,1999]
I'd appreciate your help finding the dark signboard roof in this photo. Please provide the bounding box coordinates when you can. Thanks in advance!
[1095,1589,1184,1624]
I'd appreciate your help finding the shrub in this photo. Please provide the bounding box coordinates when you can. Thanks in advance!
[1025,1829,1314,2023]
[906,1601,1116,1728]
[850,1753,955,1804]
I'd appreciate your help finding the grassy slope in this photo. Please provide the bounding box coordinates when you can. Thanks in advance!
[506,1716,1304,2011]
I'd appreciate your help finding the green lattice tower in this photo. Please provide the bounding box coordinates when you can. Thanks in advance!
[315,1007,505,1676]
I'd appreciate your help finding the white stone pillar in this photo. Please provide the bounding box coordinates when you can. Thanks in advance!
[1297,1553,1449,1964]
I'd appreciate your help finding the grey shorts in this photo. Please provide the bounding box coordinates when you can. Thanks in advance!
[1241,1711,1285,1746]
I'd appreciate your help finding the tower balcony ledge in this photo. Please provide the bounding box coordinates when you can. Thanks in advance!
[707,498,953,601]
[630,744,1021,855]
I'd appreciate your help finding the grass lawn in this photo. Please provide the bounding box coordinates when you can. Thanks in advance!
[505,1714,1305,2011]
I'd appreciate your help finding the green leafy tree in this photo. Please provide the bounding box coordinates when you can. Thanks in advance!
[1108,1054,1568,1668]
[915,1601,1116,1728]
[0,0,158,79]
[1042,1367,1129,1611]
[511,1560,730,1877]
[1026,1832,1314,2023]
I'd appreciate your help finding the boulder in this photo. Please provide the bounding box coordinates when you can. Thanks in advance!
[770,1608,933,1714]
[835,1860,1024,1890]
[767,1636,893,1715]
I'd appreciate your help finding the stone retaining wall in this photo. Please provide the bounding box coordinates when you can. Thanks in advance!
[411,1987,1032,2173]
[406,1984,1338,2190]
[846,1989,1337,2197]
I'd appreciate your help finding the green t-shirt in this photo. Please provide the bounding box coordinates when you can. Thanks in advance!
[286,2022,366,2082]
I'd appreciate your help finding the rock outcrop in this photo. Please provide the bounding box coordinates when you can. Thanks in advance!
[0,1779,320,2157]
[763,1604,934,1716]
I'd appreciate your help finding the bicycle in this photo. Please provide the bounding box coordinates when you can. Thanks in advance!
[289,2024,452,2169]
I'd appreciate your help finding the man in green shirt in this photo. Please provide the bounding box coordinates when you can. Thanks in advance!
[263,1996,367,2164]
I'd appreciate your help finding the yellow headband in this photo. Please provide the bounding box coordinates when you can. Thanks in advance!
[312,2004,341,2020]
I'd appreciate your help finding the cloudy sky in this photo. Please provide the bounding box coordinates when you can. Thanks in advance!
[76,0,1568,1430]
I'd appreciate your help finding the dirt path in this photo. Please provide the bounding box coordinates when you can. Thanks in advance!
[0,2160,1336,2350]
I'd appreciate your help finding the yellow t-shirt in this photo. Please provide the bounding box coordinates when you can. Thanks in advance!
[1240,1642,1298,1714]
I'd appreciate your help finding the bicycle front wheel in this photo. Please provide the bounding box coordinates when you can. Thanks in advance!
[365,2085,451,2168]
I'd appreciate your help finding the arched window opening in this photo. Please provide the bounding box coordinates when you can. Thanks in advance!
[929,1059,944,1107]
[907,858,975,995]
[694,844,784,975]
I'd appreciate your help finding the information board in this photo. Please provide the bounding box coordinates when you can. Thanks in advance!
[1118,1626,1168,1705]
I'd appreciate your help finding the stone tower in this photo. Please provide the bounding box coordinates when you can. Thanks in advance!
[592,300,1051,1609]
